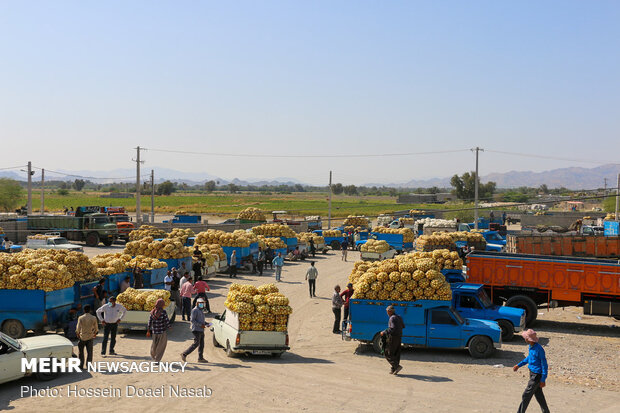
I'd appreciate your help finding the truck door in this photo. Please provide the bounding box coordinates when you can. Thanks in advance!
[456,294,484,321]
[427,309,462,348]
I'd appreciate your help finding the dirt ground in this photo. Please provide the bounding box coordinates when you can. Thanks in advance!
[1,250,618,413]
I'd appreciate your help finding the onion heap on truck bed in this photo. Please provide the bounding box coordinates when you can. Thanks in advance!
[343,216,370,228]
[416,231,486,252]
[224,283,292,332]
[237,207,267,222]
[116,288,171,311]
[349,253,453,301]
[361,239,391,253]
[372,227,415,242]
[124,236,191,259]
[167,228,195,244]
[0,250,97,291]
[129,225,167,241]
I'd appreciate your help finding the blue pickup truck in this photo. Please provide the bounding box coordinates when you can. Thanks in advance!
[450,283,524,340]
[345,299,502,358]
[355,232,414,253]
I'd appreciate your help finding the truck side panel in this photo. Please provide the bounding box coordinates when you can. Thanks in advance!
[467,252,620,303]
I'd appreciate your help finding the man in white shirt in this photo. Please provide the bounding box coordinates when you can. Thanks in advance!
[96,296,127,356]
[164,271,173,291]
[180,272,190,288]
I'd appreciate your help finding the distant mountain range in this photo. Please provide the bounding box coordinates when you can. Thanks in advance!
[2,164,619,189]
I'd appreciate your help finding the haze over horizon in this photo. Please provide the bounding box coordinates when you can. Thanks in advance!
[2,1,619,186]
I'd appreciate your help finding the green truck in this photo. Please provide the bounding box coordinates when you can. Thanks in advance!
[27,206,118,247]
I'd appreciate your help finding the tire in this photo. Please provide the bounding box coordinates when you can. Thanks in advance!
[371,333,383,354]
[36,371,59,381]
[497,319,515,341]
[272,352,282,358]
[468,335,494,358]
[212,334,221,348]
[102,238,113,247]
[226,340,235,358]
[85,232,100,247]
[506,295,538,326]
[330,240,341,250]
[2,319,26,338]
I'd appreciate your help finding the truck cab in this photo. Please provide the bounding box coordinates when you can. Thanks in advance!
[103,207,135,242]
[451,283,525,340]
[481,231,506,252]
[345,299,502,358]
[211,309,289,357]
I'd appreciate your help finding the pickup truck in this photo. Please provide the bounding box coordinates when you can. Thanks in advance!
[211,309,290,357]
[0,332,74,384]
[450,283,525,340]
[25,236,84,252]
[344,299,502,358]
[119,300,176,331]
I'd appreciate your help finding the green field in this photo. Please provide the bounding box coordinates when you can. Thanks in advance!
[22,191,462,218]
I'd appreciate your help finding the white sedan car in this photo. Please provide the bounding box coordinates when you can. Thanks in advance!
[0,332,74,384]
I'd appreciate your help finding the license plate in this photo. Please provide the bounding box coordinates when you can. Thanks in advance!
[251,350,272,355]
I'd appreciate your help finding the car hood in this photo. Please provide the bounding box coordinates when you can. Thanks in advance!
[19,334,74,353]
[494,305,525,320]
[465,318,502,332]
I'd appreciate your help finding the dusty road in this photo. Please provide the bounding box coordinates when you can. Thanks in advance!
[1,251,618,412]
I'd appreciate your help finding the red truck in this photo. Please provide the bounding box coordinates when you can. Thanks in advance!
[102,207,135,242]
[467,251,620,326]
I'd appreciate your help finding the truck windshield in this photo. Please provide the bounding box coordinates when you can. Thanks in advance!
[93,217,111,224]
[53,238,69,245]
[486,233,502,241]
[114,215,130,222]
[477,290,493,308]
[0,332,21,349]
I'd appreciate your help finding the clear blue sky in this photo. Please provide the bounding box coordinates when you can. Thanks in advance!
[1,1,619,185]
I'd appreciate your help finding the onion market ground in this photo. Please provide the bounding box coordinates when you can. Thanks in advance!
[0,250,618,413]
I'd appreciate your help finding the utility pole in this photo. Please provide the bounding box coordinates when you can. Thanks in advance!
[615,173,619,221]
[328,171,332,229]
[134,147,144,225]
[604,178,608,195]
[40,169,45,213]
[472,147,484,230]
[27,161,33,215]
[151,169,155,223]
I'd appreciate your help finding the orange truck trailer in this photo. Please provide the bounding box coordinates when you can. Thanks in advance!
[467,251,620,326]
[507,234,620,258]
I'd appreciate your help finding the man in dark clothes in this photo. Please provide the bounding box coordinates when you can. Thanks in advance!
[380,305,405,375]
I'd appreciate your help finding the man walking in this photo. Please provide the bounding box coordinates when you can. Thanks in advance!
[192,276,211,312]
[180,298,208,363]
[273,252,284,282]
[305,262,318,298]
[257,247,265,276]
[380,305,405,375]
[96,296,126,356]
[147,298,171,362]
[180,277,196,321]
[229,250,238,278]
[513,329,550,413]
[75,304,98,369]
[341,239,349,261]
[340,283,354,321]
[332,285,344,334]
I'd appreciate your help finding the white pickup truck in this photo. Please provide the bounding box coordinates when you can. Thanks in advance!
[25,237,84,252]
[119,301,176,331]
[210,309,289,357]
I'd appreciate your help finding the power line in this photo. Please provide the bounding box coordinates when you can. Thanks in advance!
[0,165,26,171]
[31,166,148,180]
[143,147,471,159]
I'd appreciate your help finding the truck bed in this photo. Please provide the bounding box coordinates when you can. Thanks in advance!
[120,302,176,330]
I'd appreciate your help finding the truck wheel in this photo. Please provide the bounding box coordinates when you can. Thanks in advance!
[371,333,383,354]
[272,352,282,358]
[212,334,221,348]
[330,240,341,250]
[468,336,494,358]
[102,238,113,247]
[2,320,26,338]
[85,232,100,247]
[497,319,514,341]
[226,340,236,358]
[506,295,538,326]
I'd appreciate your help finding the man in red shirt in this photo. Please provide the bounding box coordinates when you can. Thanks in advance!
[179,278,196,321]
[340,283,354,321]
[192,277,211,313]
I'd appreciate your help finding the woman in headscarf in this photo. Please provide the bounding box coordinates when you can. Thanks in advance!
[147,298,171,362]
